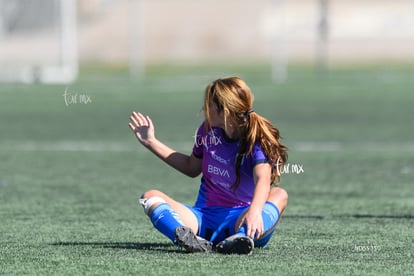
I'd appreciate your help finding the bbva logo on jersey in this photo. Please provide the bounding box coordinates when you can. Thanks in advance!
[207,164,230,178]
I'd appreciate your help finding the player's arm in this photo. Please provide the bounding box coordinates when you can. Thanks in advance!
[128,112,202,178]
[141,138,202,178]
[251,162,272,212]
[236,163,271,238]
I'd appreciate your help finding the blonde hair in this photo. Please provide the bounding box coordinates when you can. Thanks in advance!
[203,77,288,187]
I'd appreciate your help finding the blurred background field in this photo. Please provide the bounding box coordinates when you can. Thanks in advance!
[1,0,413,275]
[1,0,414,82]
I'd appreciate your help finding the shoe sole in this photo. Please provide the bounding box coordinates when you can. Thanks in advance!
[215,236,254,255]
[174,226,212,253]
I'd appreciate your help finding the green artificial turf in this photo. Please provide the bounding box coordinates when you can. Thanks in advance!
[0,64,413,275]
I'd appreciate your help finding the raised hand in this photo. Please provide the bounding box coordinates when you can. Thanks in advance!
[129,112,155,147]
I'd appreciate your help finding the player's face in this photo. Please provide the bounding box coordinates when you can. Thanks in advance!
[207,99,225,128]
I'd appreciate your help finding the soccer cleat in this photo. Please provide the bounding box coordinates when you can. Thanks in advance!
[215,234,254,255]
[174,226,213,253]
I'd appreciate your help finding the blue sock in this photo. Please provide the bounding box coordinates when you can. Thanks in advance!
[149,203,184,242]
[236,202,280,247]
[236,224,248,236]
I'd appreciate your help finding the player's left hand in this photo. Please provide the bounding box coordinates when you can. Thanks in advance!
[236,208,264,239]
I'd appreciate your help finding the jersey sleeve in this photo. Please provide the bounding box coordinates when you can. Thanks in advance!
[192,122,205,159]
[251,142,268,166]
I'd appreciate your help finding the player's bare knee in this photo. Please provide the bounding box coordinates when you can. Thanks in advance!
[268,187,288,211]
[141,189,162,199]
[278,188,288,203]
[139,190,166,216]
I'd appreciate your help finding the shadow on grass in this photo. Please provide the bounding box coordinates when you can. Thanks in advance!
[50,242,181,253]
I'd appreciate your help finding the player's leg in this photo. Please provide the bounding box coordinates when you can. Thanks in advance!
[231,187,287,238]
[140,189,212,252]
[267,186,288,217]
[215,187,288,253]
[140,189,199,240]
[213,207,255,254]
[253,187,288,247]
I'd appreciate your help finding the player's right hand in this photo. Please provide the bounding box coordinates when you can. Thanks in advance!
[129,112,155,147]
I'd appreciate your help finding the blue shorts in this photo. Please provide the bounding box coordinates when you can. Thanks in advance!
[184,202,279,247]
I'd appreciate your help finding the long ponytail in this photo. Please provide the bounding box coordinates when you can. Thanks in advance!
[204,77,288,189]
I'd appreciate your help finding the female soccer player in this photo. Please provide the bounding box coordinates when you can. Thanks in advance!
[129,77,288,254]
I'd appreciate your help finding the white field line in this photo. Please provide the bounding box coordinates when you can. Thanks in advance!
[0,141,137,152]
[294,142,414,153]
[1,141,414,153]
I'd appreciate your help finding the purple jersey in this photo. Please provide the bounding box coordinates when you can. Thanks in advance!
[192,122,268,208]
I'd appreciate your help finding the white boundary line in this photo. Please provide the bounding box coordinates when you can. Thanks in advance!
[0,141,134,152]
[293,142,414,153]
[1,141,414,153]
